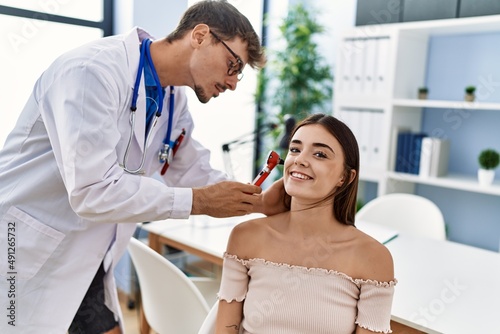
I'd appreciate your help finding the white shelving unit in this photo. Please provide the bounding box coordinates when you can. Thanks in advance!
[393,98,500,111]
[333,14,500,200]
[387,172,500,196]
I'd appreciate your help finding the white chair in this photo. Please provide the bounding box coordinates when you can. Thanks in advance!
[127,238,219,334]
[356,193,446,240]
[198,302,219,334]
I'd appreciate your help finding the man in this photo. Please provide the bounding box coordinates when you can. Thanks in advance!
[0,1,284,333]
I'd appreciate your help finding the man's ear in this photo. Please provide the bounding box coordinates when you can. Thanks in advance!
[191,24,210,48]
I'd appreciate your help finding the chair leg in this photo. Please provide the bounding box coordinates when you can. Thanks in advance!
[139,304,151,334]
[136,292,151,334]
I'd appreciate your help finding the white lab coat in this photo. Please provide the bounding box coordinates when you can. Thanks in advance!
[0,28,226,333]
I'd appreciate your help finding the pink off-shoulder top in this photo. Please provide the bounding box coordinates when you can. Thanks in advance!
[217,253,397,334]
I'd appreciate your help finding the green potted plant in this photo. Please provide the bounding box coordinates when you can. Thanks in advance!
[478,148,500,186]
[418,87,428,100]
[465,85,476,102]
[272,4,332,121]
[255,3,333,173]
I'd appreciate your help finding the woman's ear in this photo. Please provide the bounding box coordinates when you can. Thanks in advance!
[347,169,356,185]
[337,169,356,187]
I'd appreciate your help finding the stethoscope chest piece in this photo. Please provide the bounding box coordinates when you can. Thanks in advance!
[158,144,171,164]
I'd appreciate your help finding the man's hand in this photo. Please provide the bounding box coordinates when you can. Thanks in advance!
[192,181,262,217]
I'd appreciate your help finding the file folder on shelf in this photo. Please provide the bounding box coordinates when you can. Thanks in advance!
[395,131,428,174]
[350,41,365,94]
[418,138,450,178]
[368,111,384,168]
[339,109,385,171]
[374,38,390,94]
[363,38,377,95]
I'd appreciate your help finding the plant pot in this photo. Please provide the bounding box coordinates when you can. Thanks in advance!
[418,92,428,100]
[465,93,475,102]
[478,168,495,186]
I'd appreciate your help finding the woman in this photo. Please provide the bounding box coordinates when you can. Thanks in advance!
[215,113,396,333]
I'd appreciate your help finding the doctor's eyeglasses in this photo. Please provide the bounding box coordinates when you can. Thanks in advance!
[210,31,244,81]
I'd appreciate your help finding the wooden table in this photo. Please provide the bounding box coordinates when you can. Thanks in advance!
[145,214,248,267]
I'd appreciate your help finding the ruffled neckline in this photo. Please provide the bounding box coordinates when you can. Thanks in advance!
[224,252,397,288]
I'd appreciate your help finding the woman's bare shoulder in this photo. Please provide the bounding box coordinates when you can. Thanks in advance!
[226,215,275,257]
[352,230,395,282]
[231,215,271,236]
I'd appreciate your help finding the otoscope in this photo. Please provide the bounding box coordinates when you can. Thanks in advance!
[252,150,284,187]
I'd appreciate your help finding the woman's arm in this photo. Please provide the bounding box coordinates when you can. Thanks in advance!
[355,237,396,334]
[215,300,243,333]
[215,222,256,333]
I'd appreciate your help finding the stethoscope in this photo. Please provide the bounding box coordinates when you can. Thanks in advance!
[122,38,175,174]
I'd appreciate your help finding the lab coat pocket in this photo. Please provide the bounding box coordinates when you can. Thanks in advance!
[0,206,65,280]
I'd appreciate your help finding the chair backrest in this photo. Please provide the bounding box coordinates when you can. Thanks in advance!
[128,238,210,334]
[356,193,446,240]
[198,302,219,334]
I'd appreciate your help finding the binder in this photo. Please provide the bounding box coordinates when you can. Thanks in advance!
[350,39,365,94]
[363,38,377,95]
[395,131,411,172]
[395,132,427,174]
[358,110,371,168]
[419,137,434,177]
[418,138,450,177]
[343,110,385,170]
[368,110,384,168]
[410,133,427,174]
[430,139,450,177]
[337,39,353,94]
[339,109,360,137]
[374,38,390,94]
[402,132,415,174]
[339,110,362,156]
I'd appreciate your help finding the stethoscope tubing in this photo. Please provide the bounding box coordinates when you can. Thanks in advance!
[123,112,159,174]
[122,38,173,174]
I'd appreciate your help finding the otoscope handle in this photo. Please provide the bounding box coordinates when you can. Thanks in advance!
[252,167,271,187]
[252,150,284,187]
